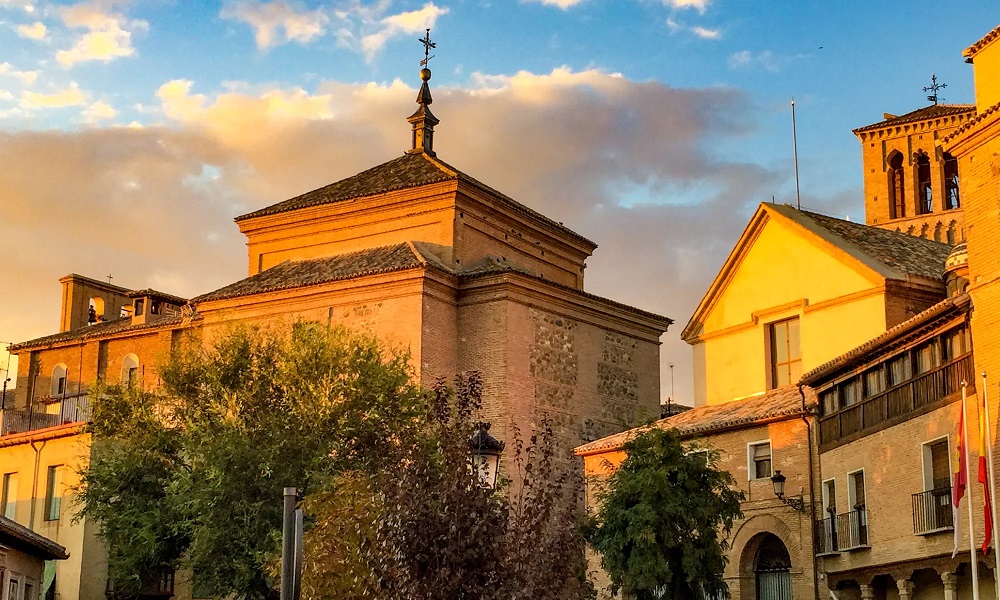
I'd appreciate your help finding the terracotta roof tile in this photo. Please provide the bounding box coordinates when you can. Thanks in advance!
[852,104,975,134]
[800,293,971,386]
[965,24,1000,59]
[127,288,188,304]
[10,314,189,351]
[942,100,1000,145]
[574,386,808,455]
[235,152,597,248]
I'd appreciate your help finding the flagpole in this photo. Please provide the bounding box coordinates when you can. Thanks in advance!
[983,372,1000,599]
[964,381,982,600]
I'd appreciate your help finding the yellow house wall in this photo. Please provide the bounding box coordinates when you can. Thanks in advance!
[0,431,106,600]
[693,216,888,406]
[973,39,1000,111]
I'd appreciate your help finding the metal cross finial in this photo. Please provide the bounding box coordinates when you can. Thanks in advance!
[418,28,436,66]
[107,274,113,284]
[923,73,947,105]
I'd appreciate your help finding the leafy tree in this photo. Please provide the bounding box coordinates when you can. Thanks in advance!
[77,322,424,600]
[584,428,744,600]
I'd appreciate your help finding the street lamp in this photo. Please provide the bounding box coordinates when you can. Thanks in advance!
[469,422,504,489]
[770,470,805,512]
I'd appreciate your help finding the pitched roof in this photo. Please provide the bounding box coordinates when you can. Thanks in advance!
[852,104,975,134]
[942,100,1000,145]
[235,151,597,248]
[127,288,188,304]
[192,243,431,303]
[965,24,1000,60]
[0,515,69,560]
[800,293,971,386]
[10,314,188,351]
[769,204,954,281]
[575,386,808,455]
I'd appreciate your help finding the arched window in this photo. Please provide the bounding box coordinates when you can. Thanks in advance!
[754,534,792,600]
[121,354,140,388]
[50,364,68,397]
[944,152,960,209]
[916,152,932,214]
[88,297,105,325]
[888,152,905,219]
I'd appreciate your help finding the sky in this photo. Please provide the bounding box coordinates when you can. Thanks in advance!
[1,0,998,405]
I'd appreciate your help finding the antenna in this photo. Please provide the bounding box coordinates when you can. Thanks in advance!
[791,98,801,210]
[923,73,947,105]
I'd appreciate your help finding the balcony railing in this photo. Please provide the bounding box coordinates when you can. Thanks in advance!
[0,395,92,436]
[834,508,869,550]
[912,487,954,534]
[815,516,839,555]
[819,354,974,448]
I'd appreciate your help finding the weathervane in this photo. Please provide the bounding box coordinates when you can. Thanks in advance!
[924,73,947,105]
[419,28,435,67]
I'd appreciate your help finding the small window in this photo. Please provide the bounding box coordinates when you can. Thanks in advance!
[44,465,63,521]
[848,470,866,511]
[888,152,906,219]
[944,152,960,210]
[916,152,933,214]
[864,367,886,397]
[768,318,801,388]
[121,354,140,388]
[820,389,838,415]
[134,298,145,316]
[9,577,20,600]
[749,441,772,480]
[914,341,941,375]
[1,472,17,519]
[943,327,971,361]
[924,438,951,491]
[24,583,34,600]
[150,300,161,315]
[50,364,67,398]
[823,479,837,516]
[839,377,863,408]
[888,354,912,386]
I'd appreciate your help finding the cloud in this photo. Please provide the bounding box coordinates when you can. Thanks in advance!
[220,0,329,49]
[728,49,792,73]
[21,82,87,108]
[360,3,448,61]
[81,99,117,122]
[16,21,46,40]
[691,26,720,40]
[0,62,38,84]
[524,0,585,8]
[0,67,842,408]
[56,1,148,66]
[0,0,35,13]
[666,0,708,13]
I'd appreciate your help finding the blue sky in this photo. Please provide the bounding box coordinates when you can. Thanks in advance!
[2,0,998,404]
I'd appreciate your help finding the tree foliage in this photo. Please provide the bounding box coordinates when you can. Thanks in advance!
[584,428,744,600]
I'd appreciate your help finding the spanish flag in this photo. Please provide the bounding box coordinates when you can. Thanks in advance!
[981,393,994,555]
[954,404,968,558]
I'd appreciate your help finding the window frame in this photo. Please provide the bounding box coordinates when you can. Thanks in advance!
[747,439,773,481]
[922,435,952,492]
[43,465,62,522]
[1,472,16,520]
[847,468,867,512]
[767,317,802,389]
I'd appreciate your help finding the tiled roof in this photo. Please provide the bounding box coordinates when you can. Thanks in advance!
[852,104,975,134]
[10,315,188,351]
[192,243,431,303]
[800,293,971,386]
[235,151,597,248]
[769,204,953,281]
[942,100,1000,145]
[575,386,808,455]
[0,515,69,560]
[127,288,188,304]
[965,24,1000,59]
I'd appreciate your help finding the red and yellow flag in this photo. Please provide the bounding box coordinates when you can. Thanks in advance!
[981,393,994,555]
[954,405,968,558]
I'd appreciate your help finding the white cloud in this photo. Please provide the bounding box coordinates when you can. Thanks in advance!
[16,21,47,40]
[0,89,13,101]
[21,82,88,108]
[0,0,35,13]
[691,26,720,40]
[728,49,787,72]
[82,99,117,122]
[666,0,709,13]
[0,62,38,85]
[220,0,329,50]
[665,17,682,33]
[56,1,148,67]
[359,3,448,61]
[524,0,585,8]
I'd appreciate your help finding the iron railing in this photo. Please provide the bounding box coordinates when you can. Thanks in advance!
[815,516,839,554]
[0,395,92,436]
[834,509,868,550]
[912,487,954,534]
[819,354,973,447]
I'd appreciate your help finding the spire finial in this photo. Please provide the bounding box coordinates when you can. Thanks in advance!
[407,28,439,156]
[924,72,947,105]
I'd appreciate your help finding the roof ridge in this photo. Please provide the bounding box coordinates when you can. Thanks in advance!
[420,151,458,178]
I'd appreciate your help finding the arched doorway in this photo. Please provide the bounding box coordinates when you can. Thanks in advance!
[754,534,792,600]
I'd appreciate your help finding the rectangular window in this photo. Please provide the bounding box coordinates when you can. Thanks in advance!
[9,577,20,600]
[924,437,952,491]
[748,441,772,480]
[768,318,802,388]
[44,466,62,521]
[914,341,941,375]
[822,479,837,516]
[839,377,863,408]
[849,470,866,511]
[864,367,886,397]
[888,354,912,386]
[943,327,971,361]
[23,583,33,600]
[820,389,838,415]
[1,472,17,520]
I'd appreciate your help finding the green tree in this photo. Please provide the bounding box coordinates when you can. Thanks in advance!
[584,428,744,600]
[76,322,424,600]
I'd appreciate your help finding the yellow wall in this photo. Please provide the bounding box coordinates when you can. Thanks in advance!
[973,38,1000,111]
[692,212,888,406]
[0,430,106,600]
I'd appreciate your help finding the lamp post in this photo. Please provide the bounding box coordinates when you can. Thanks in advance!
[469,422,504,489]
[770,470,805,512]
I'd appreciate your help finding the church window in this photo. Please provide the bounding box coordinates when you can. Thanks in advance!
[916,152,932,214]
[50,364,67,397]
[121,354,140,387]
[768,317,801,388]
[888,152,906,219]
[944,153,960,210]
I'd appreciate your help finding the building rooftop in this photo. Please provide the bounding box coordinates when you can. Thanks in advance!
[575,385,808,455]
[965,23,1000,60]
[235,150,597,249]
[10,314,188,351]
[0,515,69,560]
[852,104,975,134]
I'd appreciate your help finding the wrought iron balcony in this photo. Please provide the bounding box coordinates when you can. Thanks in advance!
[0,395,92,436]
[815,516,839,555]
[912,487,954,534]
[834,508,869,550]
